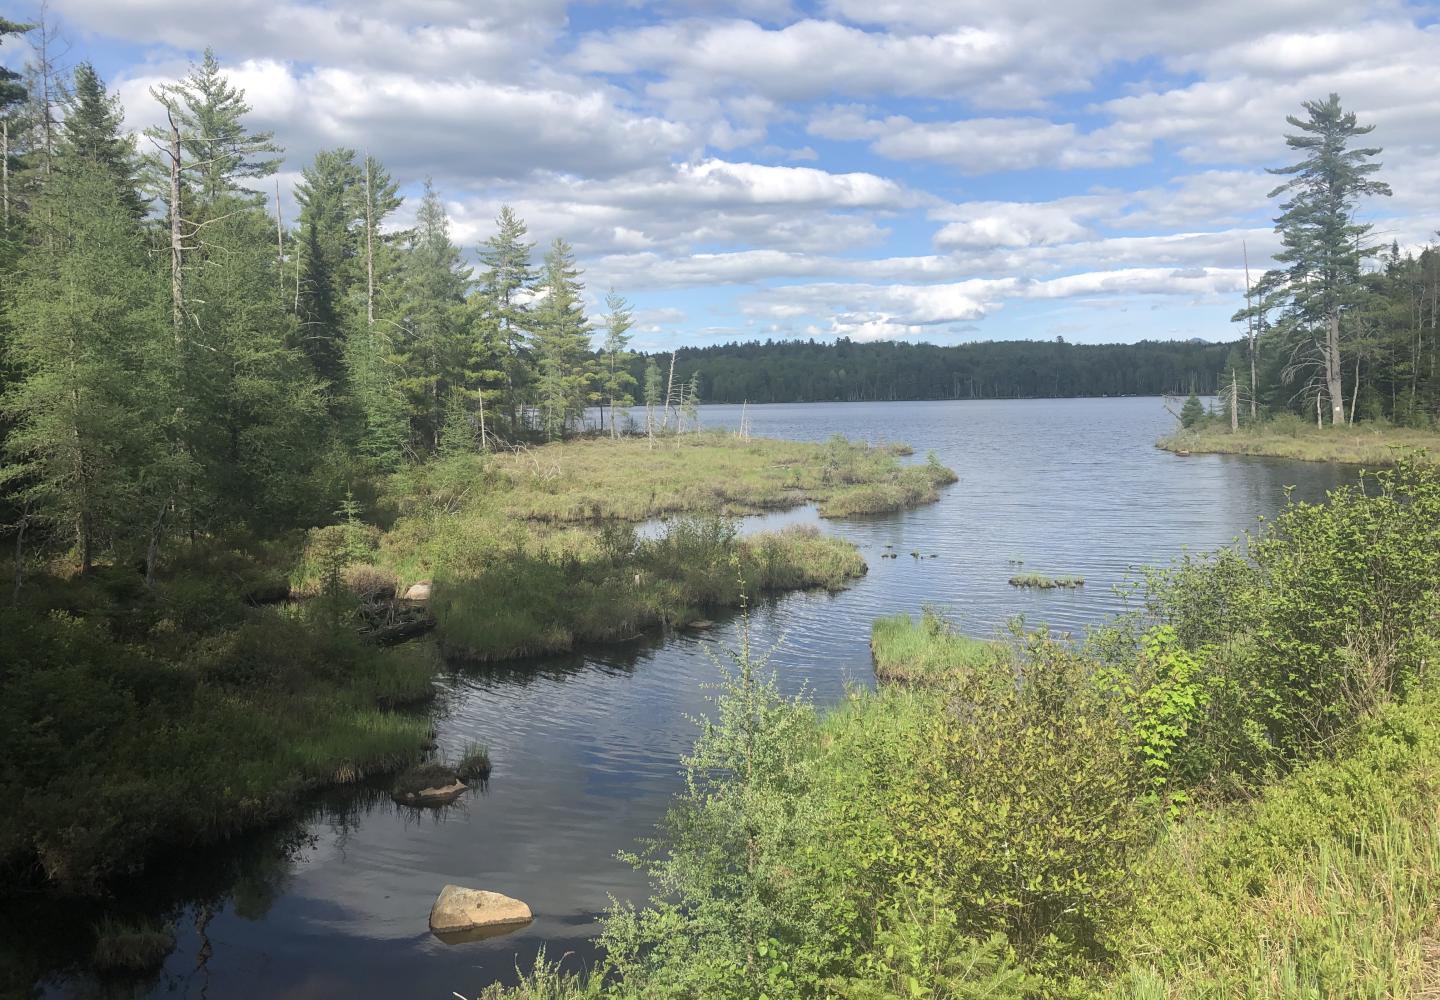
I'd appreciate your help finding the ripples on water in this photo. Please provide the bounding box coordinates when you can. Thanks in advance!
[38,399,1353,999]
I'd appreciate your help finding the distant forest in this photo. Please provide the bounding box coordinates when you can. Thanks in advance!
[632,338,1238,404]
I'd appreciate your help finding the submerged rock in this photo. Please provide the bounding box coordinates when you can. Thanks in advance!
[391,763,467,806]
[429,885,533,940]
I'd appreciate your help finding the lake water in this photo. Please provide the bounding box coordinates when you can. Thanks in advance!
[24,398,1354,999]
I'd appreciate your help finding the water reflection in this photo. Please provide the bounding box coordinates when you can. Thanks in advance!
[23,398,1352,999]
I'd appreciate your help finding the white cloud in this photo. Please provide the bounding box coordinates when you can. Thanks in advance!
[809,108,1151,174]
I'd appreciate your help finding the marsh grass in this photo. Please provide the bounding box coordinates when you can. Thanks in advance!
[455,741,492,781]
[433,519,866,661]
[1159,420,1440,465]
[91,917,175,975]
[870,609,1009,684]
[1008,573,1085,589]
[389,432,955,527]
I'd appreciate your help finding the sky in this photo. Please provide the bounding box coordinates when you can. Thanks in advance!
[4,0,1440,351]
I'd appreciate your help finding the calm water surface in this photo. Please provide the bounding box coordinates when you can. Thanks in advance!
[32,398,1353,999]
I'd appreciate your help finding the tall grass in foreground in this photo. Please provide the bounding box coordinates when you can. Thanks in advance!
[1114,688,1440,998]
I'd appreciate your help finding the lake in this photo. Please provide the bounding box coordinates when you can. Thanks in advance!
[25,398,1354,999]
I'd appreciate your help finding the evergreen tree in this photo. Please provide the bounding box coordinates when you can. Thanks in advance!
[1,17,32,236]
[396,182,471,453]
[346,154,408,470]
[295,147,362,391]
[1,162,165,573]
[531,237,591,439]
[600,289,637,437]
[56,63,146,217]
[181,199,329,530]
[477,205,536,433]
[164,48,281,208]
[1265,94,1390,426]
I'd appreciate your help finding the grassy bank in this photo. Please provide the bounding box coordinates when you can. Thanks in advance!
[385,431,956,527]
[1160,416,1440,464]
[0,568,436,894]
[369,434,948,660]
[472,459,1440,1000]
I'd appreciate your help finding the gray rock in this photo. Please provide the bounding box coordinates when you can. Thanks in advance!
[402,580,432,601]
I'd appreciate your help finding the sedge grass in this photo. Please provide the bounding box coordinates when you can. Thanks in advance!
[1008,573,1085,589]
[1159,419,1440,465]
[870,610,1009,684]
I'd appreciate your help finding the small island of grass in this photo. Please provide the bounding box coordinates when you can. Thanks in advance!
[1009,573,1085,589]
[870,610,1009,684]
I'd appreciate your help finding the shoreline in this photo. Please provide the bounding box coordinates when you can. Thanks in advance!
[1158,423,1440,465]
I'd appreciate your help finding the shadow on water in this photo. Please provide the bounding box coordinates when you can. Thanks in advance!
[13,398,1356,1000]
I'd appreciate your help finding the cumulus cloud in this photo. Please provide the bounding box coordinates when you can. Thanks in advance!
[42,0,1440,347]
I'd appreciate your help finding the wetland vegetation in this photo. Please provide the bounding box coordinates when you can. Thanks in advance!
[478,458,1440,999]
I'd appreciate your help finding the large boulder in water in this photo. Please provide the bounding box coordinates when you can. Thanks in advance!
[429,885,533,939]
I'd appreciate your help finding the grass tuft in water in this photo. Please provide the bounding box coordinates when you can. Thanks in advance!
[870,609,1009,685]
[455,741,492,782]
[1008,573,1084,589]
[92,917,175,975]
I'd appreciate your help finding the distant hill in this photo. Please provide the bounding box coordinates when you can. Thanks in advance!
[631,337,1237,404]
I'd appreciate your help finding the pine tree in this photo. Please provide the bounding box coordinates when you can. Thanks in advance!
[181,201,328,530]
[1266,94,1391,427]
[477,205,536,434]
[165,48,281,208]
[295,147,362,391]
[347,154,407,470]
[1,17,32,236]
[56,63,146,217]
[531,237,592,439]
[600,289,637,437]
[2,161,165,573]
[396,182,471,453]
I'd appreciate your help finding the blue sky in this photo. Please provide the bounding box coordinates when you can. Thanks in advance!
[4,0,1438,350]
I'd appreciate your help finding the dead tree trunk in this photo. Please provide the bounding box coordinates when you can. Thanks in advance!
[11,505,29,605]
[2,119,9,233]
[1230,370,1238,433]
[1244,242,1258,421]
[145,495,169,588]
[663,352,677,432]
[167,112,184,341]
[1325,312,1345,427]
[364,156,376,328]
[274,177,284,299]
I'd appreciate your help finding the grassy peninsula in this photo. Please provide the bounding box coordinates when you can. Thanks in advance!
[1160,413,1440,465]
[0,434,950,898]
[478,460,1440,1000]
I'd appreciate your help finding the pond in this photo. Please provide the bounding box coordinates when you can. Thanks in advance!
[24,398,1354,999]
